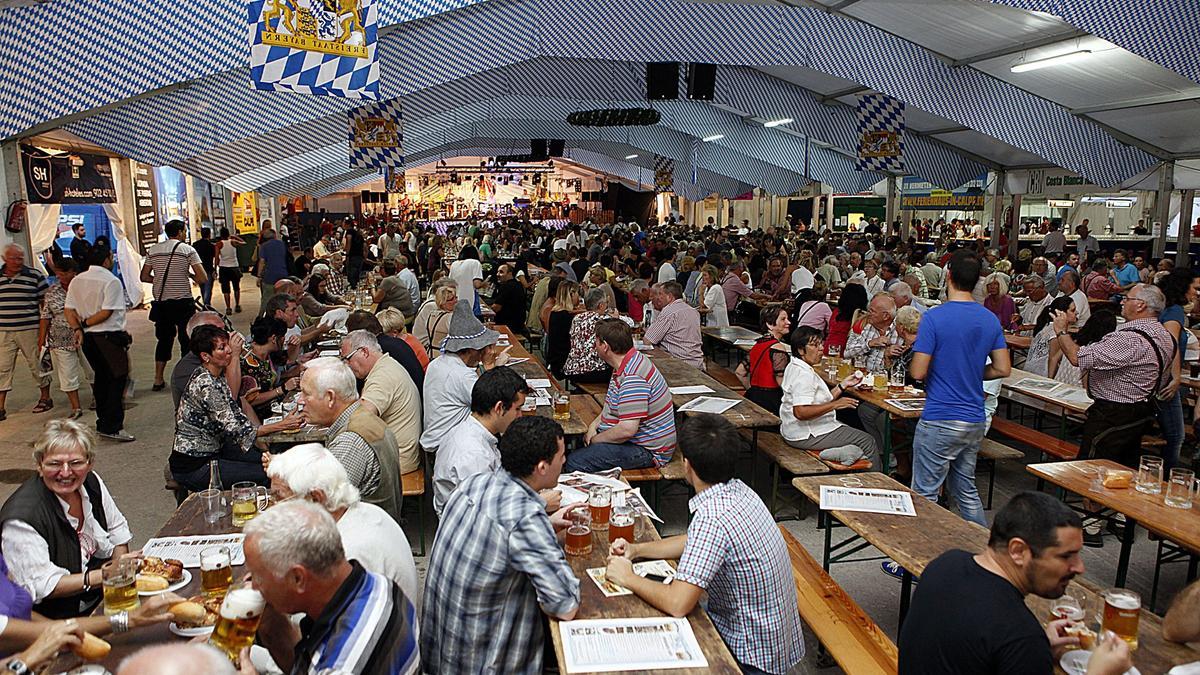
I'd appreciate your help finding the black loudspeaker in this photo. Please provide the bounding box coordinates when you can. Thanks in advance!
[531,139,548,159]
[686,63,716,101]
[549,139,565,157]
[360,190,372,204]
[646,62,679,100]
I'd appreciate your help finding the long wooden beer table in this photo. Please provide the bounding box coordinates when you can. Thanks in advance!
[548,515,741,674]
[1028,459,1200,589]
[791,473,1200,674]
[644,348,779,430]
[494,325,594,437]
[98,493,245,668]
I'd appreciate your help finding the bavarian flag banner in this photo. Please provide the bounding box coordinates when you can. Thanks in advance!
[349,100,404,168]
[653,155,674,193]
[856,93,905,173]
[248,0,380,98]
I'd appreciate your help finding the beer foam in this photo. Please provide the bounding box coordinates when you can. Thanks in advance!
[200,553,230,570]
[219,588,265,620]
[1108,595,1139,610]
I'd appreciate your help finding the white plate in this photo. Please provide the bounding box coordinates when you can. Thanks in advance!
[1059,650,1140,675]
[138,568,191,596]
[64,666,109,675]
[169,621,214,638]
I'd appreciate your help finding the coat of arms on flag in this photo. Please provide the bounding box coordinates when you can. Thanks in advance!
[348,101,404,169]
[856,93,905,173]
[248,0,379,98]
[653,156,674,193]
[384,167,405,193]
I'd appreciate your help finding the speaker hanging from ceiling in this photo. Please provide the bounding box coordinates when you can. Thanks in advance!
[686,64,716,101]
[549,139,565,157]
[531,139,548,160]
[646,62,679,100]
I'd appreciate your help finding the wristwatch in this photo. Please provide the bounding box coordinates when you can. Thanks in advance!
[1056,330,1069,338]
[5,659,30,674]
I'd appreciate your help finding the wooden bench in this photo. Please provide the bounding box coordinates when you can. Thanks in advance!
[978,438,1026,509]
[574,380,608,399]
[990,416,1078,461]
[779,526,898,675]
[704,359,746,392]
[401,468,427,556]
[744,430,830,515]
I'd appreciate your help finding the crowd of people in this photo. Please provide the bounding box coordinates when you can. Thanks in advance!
[0,210,1198,674]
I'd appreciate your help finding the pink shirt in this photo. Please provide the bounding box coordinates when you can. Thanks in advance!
[794,300,832,333]
[643,299,705,369]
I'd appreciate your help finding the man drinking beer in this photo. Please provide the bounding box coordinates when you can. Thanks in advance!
[239,501,419,674]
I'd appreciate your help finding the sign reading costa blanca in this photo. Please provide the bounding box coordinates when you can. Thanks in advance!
[248,0,379,98]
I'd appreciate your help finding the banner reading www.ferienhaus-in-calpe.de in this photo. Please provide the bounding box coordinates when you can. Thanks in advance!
[248,0,379,98]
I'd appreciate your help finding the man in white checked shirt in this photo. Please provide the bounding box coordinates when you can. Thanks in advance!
[605,413,804,675]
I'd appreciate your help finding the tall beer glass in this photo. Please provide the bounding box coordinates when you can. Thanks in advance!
[210,587,265,661]
[1101,588,1140,650]
[231,482,267,528]
[200,546,233,599]
[102,558,140,615]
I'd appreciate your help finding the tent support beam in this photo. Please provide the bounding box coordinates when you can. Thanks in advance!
[1154,162,1174,259]
[1071,90,1200,115]
[1176,189,1194,269]
[950,29,1090,67]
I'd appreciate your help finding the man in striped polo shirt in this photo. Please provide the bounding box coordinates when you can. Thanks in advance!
[140,220,206,392]
[566,318,676,472]
[0,244,52,420]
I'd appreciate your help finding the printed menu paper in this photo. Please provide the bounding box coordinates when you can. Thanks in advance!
[142,534,246,567]
[560,617,708,672]
[677,396,740,414]
[819,485,917,516]
[525,378,553,390]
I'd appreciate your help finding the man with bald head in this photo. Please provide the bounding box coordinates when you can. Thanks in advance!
[117,644,236,675]
[845,294,903,373]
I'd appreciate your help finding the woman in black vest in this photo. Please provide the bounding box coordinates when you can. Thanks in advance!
[0,420,132,619]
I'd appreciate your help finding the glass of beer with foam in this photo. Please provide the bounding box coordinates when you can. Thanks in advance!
[200,546,233,599]
[209,587,265,661]
[231,482,268,528]
[1101,588,1140,650]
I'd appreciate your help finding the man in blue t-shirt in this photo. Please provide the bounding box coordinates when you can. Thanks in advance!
[1110,249,1140,292]
[911,249,1011,526]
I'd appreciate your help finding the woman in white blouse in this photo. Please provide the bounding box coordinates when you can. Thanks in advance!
[779,326,880,470]
[0,420,134,618]
[698,264,729,327]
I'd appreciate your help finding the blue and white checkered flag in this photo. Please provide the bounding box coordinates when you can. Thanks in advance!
[857,93,905,173]
[348,100,404,168]
[248,0,380,99]
[653,155,674,193]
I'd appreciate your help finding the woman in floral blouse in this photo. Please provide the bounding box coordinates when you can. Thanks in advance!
[170,325,301,491]
[37,259,86,418]
[563,287,615,383]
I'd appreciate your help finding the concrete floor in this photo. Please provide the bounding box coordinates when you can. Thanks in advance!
[0,282,1192,674]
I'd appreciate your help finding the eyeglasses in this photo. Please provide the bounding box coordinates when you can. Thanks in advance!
[339,346,364,362]
[41,459,90,472]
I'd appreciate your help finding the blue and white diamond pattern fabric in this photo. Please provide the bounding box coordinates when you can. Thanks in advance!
[348,99,405,168]
[653,156,675,193]
[856,93,905,174]
[247,0,380,98]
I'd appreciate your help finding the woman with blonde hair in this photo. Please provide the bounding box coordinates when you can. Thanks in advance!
[698,264,729,327]
[378,307,429,369]
[412,279,458,358]
[546,280,582,378]
[982,272,1017,331]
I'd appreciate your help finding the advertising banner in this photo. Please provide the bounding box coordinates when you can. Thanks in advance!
[231,192,260,236]
[900,175,986,210]
[248,0,379,98]
[132,162,161,254]
[349,100,404,168]
[21,145,117,204]
[856,94,905,174]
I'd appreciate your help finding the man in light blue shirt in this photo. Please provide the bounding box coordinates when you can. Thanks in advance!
[1110,249,1140,292]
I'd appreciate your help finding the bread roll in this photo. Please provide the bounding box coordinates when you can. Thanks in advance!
[169,600,208,626]
[1103,470,1133,489]
[1065,624,1097,650]
[72,632,111,660]
[136,574,170,592]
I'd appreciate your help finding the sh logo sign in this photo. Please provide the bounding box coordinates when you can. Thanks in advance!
[25,153,53,201]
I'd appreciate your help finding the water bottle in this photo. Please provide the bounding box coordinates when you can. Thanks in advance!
[208,460,227,515]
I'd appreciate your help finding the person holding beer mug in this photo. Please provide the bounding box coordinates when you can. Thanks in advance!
[237,501,419,674]
[898,492,1132,675]
[0,420,136,619]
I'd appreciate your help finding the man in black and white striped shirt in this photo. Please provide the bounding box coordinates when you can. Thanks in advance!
[0,244,51,420]
[140,220,206,391]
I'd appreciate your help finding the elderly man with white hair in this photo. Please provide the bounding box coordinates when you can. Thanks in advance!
[117,644,236,675]
[266,443,419,608]
[0,243,52,420]
[339,330,422,474]
[245,500,419,674]
[889,282,926,315]
[844,294,903,374]
[296,357,402,524]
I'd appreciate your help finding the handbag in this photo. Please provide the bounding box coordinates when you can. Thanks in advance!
[148,241,182,322]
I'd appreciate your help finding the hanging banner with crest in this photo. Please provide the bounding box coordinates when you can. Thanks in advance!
[653,156,674,193]
[247,0,379,98]
[856,93,905,174]
[348,100,404,169]
[384,167,405,193]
